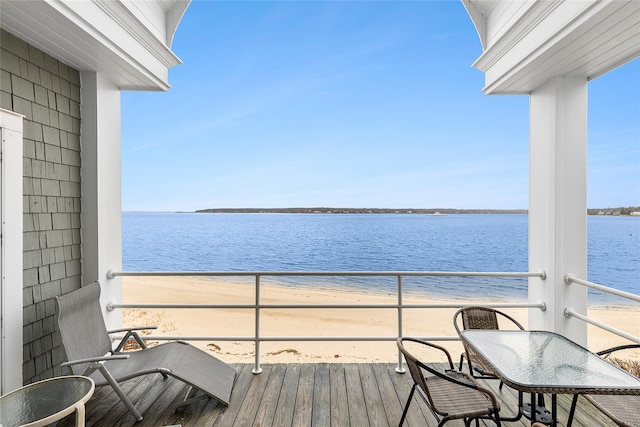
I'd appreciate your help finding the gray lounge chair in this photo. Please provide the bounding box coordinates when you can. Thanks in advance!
[54,281,236,421]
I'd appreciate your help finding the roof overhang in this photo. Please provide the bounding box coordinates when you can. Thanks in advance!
[462,0,640,94]
[0,0,190,91]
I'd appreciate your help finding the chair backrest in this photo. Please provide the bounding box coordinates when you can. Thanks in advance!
[54,281,113,374]
[397,337,451,412]
[397,338,429,396]
[454,305,524,334]
[598,344,640,378]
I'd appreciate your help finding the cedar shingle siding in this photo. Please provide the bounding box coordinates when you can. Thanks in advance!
[1,29,82,384]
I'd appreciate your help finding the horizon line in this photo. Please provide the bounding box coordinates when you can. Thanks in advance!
[121,205,639,214]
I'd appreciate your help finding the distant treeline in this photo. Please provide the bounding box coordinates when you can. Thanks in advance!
[194,206,639,215]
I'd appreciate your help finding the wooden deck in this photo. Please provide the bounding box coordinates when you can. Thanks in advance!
[59,363,618,427]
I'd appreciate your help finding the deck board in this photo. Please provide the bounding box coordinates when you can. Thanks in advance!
[344,364,368,426]
[271,363,300,427]
[233,363,274,426]
[312,363,331,427]
[375,364,408,426]
[330,363,350,425]
[254,364,287,427]
[359,364,390,427]
[57,363,619,427]
[204,364,252,427]
[291,364,315,426]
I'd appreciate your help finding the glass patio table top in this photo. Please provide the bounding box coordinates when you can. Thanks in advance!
[0,375,94,427]
[458,330,640,395]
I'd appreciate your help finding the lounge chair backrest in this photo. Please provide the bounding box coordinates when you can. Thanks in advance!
[55,281,113,375]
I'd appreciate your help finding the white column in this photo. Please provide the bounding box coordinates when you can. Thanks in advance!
[528,77,588,345]
[80,72,123,329]
[0,109,24,392]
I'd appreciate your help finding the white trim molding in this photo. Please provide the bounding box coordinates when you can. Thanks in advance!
[0,109,24,392]
[464,0,640,94]
[0,0,190,91]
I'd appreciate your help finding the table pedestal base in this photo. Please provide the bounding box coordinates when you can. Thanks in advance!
[521,402,553,424]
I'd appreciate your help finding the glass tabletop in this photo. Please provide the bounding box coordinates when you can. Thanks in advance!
[459,330,640,394]
[0,376,94,426]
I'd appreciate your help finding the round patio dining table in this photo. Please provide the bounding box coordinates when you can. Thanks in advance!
[0,375,94,427]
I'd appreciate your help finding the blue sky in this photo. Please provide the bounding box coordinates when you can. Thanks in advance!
[121,1,639,212]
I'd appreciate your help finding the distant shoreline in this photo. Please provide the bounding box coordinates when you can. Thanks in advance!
[194,207,527,215]
[192,207,639,216]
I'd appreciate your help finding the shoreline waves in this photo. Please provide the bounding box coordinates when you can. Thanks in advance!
[121,276,639,363]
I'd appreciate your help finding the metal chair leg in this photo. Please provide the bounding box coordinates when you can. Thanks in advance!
[398,383,416,427]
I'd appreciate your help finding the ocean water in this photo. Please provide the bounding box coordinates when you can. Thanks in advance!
[122,213,639,305]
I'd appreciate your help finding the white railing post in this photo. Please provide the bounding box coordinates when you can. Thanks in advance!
[252,274,263,374]
[396,274,405,373]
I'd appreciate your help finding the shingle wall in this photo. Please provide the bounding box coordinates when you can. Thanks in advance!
[0,29,82,384]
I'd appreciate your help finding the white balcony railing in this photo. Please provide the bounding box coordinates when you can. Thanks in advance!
[564,274,640,345]
[106,270,546,373]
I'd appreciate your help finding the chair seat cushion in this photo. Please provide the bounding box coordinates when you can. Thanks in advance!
[425,372,499,418]
[585,394,640,427]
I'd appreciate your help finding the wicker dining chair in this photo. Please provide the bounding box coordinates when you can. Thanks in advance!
[453,306,525,379]
[397,337,502,427]
[567,344,640,427]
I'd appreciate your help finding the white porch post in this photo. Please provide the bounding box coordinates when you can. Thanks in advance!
[528,77,588,345]
[80,71,123,329]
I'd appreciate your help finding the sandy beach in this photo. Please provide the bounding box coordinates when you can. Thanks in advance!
[121,276,639,363]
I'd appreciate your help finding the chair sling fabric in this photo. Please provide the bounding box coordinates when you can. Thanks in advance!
[55,281,236,421]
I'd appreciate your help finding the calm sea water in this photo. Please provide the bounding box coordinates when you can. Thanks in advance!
[122,213,639,305]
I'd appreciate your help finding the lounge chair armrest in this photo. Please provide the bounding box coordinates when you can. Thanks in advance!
[62,354,129,367]
[108,326,158,334]
[109,327,157,351]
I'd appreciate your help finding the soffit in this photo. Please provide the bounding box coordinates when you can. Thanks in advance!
[0,0,189,91]
[463,0,640,94]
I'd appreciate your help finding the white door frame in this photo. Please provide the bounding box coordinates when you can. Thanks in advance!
[0,108,24,392]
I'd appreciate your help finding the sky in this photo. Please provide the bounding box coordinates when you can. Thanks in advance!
[121,1,640,212]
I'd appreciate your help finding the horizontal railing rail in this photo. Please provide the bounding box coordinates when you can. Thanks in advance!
[107,270,545,373]
[564,274,640,344]
[108,270,546,279]
[564,274,640,303]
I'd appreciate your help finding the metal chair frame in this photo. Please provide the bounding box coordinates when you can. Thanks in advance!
[567,344,640,427]
[453,306,525,378]
[397,337,502,427]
